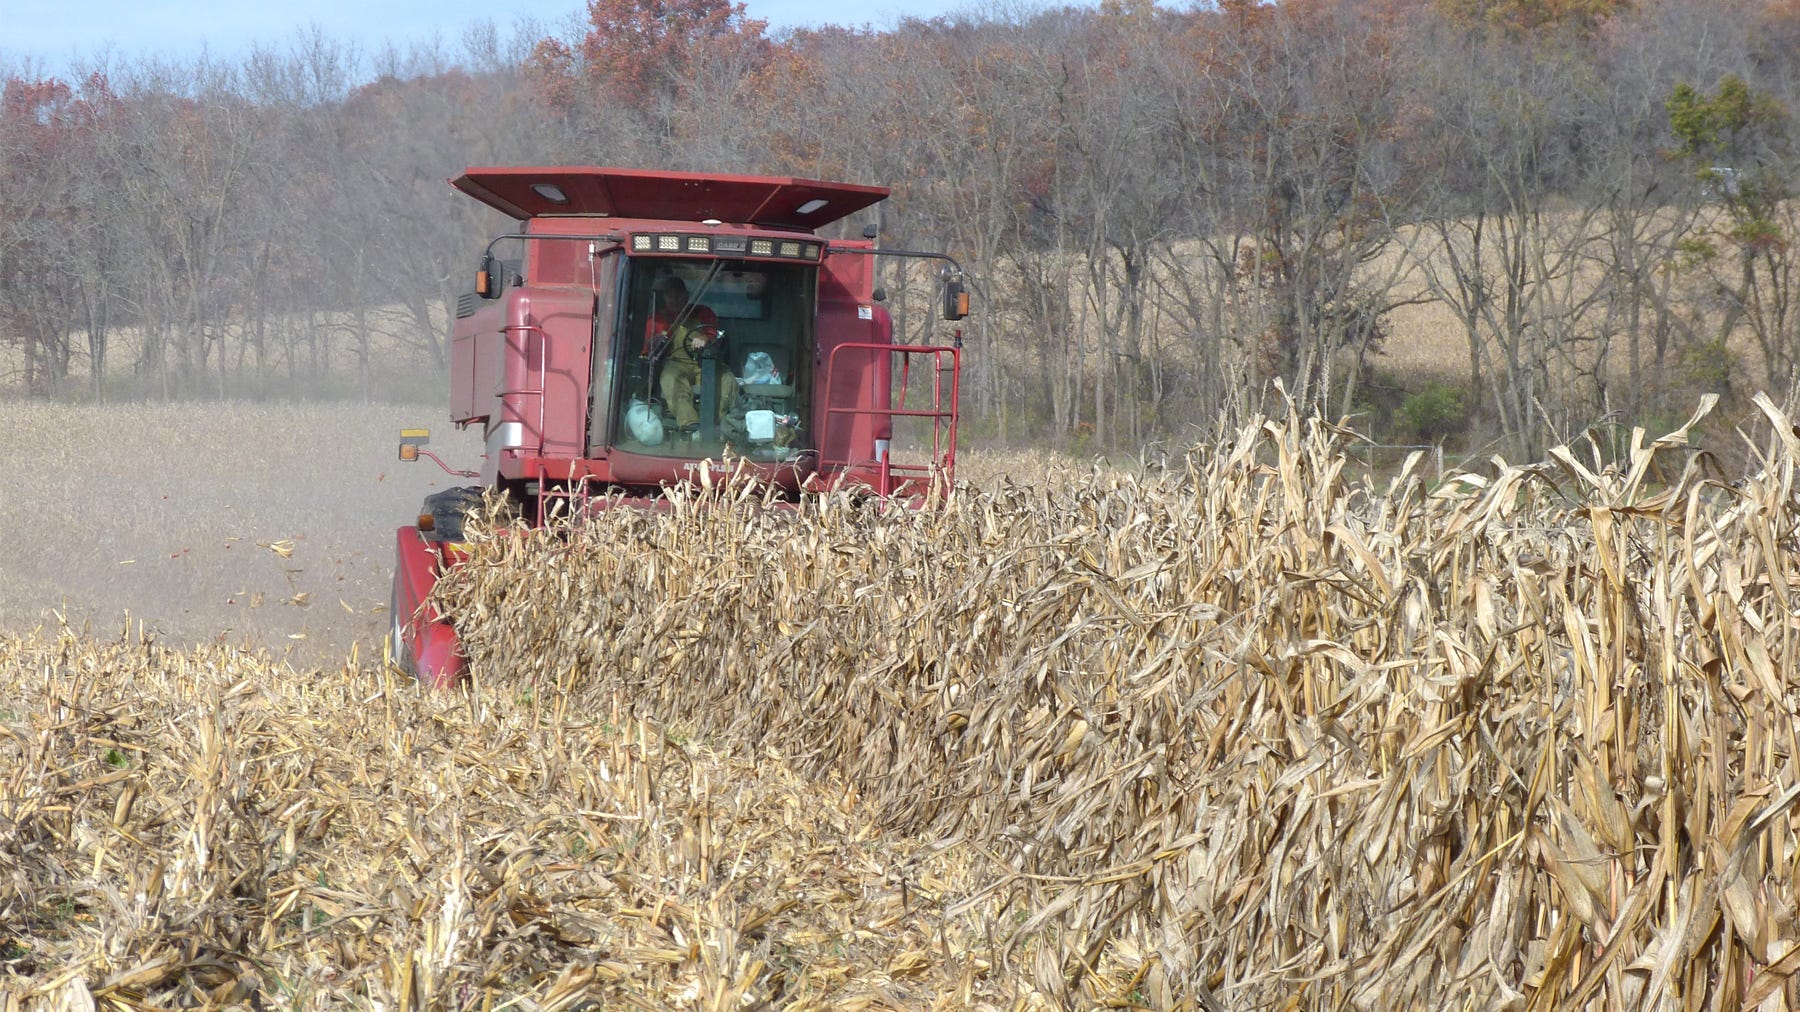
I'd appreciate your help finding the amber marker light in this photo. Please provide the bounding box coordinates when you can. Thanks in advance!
[399,428,430,461]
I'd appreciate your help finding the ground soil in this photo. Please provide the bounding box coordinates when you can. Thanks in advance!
[0,401,483,666]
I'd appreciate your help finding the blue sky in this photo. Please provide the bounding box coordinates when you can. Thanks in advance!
[2,0,982,78]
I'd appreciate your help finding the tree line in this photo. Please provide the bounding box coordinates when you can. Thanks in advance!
[3,0,1797,456]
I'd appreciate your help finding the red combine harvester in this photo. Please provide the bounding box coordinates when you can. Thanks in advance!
[390,166,970,686]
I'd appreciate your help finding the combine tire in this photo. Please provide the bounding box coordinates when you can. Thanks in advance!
[387,582,417,680]
[421,486,484,543]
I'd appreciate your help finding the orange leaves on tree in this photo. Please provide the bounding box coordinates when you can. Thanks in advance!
[525,38,582,117]
[1434,0,1631,34]
[2,73,117,164]
[552,0,770,114]
[741,37,832,174]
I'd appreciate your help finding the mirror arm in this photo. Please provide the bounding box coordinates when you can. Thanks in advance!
[824,245,962,275]
[824,245,974,322]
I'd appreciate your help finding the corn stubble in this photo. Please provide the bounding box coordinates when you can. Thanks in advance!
[8,395,1800,1009]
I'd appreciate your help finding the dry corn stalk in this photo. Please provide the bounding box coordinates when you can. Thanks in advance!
[433,395,1800,1008]
[8,396,1800,1009]
[0,626,990,1009]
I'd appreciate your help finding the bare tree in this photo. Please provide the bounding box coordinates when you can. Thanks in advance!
[1393,14,1605,456]
[5,0,1800,460]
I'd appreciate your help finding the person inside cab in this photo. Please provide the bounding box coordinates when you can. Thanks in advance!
[646,275,738,435]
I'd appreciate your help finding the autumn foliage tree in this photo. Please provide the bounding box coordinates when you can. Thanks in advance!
[4,0,1800,460]
[0,73,119,395]
[528,0,770,161]
[1435,0,1631,34]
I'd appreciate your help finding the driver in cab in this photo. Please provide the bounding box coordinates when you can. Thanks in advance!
[647,276,737,435]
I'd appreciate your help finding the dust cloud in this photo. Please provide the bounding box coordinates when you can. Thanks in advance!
[0,401,484,666]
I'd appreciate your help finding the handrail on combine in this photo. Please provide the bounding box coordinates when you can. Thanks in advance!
[499,322,550,457]
[820,342,961,496]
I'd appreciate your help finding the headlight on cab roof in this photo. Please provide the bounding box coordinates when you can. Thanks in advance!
[630,233,818,261]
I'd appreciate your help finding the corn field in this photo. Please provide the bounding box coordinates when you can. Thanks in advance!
[8,394,1800,1009]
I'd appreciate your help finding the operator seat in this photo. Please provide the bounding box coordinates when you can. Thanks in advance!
[732,343,790,383]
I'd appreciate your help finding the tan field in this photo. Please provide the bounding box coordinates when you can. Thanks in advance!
[0,401,484,664]
[6,397,1800,1009]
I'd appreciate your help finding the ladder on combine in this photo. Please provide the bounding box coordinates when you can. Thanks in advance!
[819,343,961,498]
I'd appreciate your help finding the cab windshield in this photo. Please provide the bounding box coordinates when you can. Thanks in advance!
[612,257,816,462]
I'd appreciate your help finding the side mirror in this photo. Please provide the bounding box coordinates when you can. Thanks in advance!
[942,274,970,321]
[475,253,499,299]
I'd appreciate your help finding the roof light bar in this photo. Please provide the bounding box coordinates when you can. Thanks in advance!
[628,233,823,261]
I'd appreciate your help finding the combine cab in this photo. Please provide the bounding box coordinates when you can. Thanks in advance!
[390,166,970,686]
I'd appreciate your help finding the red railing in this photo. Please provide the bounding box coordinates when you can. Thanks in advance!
[819,342,961,496]
[499,322,550,456]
